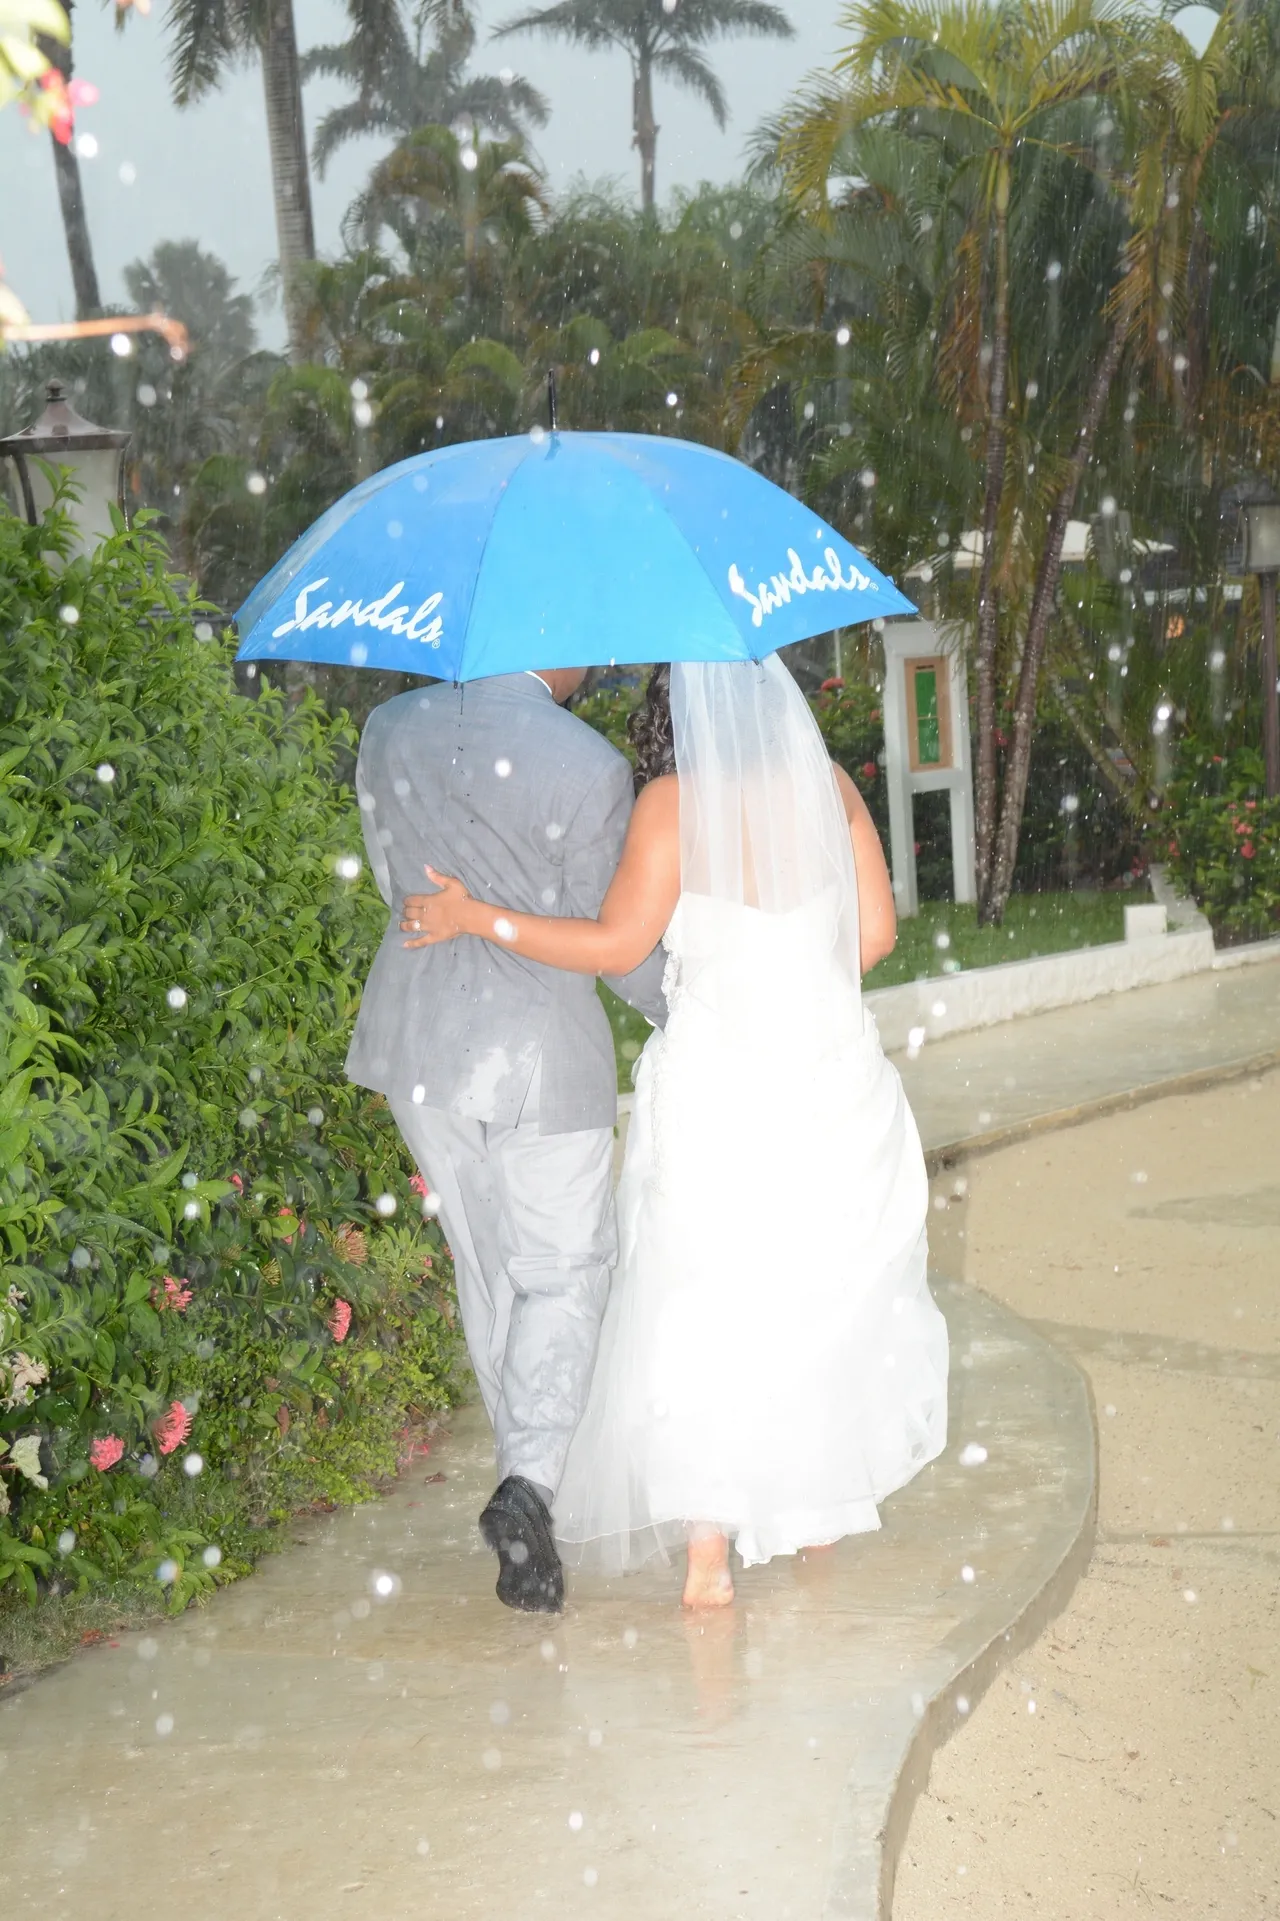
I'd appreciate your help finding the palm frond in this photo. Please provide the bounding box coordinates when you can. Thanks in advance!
[654,44,728,127]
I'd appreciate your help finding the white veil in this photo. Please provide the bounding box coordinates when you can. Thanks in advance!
[669,653,863,994]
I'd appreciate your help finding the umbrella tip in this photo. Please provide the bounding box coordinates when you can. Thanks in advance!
[547,367,558,433]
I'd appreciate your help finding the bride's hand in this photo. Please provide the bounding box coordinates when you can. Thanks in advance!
[401,866,472,948]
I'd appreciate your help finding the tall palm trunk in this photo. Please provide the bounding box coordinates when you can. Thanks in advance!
[42,1,101,317]
[973,154,1011,920]
[986,312,1129,918]
[633,50,658,213]
[260,0,316,363]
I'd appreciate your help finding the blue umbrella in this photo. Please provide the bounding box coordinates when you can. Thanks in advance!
[234,430,915,680]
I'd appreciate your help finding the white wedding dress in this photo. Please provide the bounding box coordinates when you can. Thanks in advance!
[554,656,949,1573]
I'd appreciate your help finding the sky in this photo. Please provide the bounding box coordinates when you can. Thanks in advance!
[1,0,849,350]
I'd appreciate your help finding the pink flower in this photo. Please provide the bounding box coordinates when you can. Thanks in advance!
[229,1172,244,1193]
[1241,842,1256,859]
[67,79,99,108]
[327,1298,352,1343]
[90,1435,125,1471]
[860,760,877,779]
[1245,800,1257,810]
[409,1173,429,1198]
[819,677,845,693]
[154,1401,193,1455]
[275,1206,299,1244]
[154,1274,193,1313]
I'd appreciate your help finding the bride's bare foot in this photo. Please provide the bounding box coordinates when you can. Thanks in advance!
[682,1529,734,1608]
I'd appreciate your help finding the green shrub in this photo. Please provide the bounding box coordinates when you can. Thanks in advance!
[0,497,463,1636]
[1162,740,1280,944]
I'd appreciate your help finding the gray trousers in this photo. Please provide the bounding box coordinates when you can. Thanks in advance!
[388,1062,617,1494]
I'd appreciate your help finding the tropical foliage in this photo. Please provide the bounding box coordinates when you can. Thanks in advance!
[756,0,1280,920]
[1164,738,1280,942]
[8,0,1280,902]
[0,496,462,1627]
[0,0,66,120]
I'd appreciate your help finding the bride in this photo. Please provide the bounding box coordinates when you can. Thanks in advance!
[402,654,948,1607]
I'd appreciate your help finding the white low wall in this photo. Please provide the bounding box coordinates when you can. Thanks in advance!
[864,924,1217,1056]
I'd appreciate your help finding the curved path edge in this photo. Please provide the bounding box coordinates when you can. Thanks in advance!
[869,1292,1098,1921]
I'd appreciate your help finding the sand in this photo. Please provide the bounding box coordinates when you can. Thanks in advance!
[893,1065,1280,1919]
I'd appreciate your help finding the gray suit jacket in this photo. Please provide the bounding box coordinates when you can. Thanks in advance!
[345,672,667,1134]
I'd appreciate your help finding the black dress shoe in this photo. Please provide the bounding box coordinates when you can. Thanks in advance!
[479,1476,565,1613]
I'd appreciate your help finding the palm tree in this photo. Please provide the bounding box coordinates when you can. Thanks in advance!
[160,0,316,361]
[302,0,548,177]
[38,0,101,316]
[494,0,794,213]
[779,0,1132,919]
[349,122,547,308]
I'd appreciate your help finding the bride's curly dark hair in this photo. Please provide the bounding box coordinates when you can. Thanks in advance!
[627,663,676,791]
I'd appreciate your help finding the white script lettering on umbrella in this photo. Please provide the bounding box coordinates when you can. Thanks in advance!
[727,547,875,628]
[270,577,444,645]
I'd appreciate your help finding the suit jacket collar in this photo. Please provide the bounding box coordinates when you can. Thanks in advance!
[465,671,556,702]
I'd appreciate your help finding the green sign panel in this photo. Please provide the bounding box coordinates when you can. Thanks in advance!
[914,664,941,765]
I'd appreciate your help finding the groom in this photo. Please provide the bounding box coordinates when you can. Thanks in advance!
[346,667,665,1612]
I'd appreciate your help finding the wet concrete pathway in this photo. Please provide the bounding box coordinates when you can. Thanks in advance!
[6,959,1276,1919]
[0,1281,1090,1921]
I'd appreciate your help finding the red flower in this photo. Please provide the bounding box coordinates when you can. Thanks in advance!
[409,1173,429,1198]
[819,677,845,692]
[37,71,97,146]
[860,760,877,779]
[153,1274,193,1313]
[90,1435,125,1471]
[1245,800,1257,810]
[994,729,1009,749]
[1241,842,1256,859]
[155,1402,192,1456]
[229,1172,244,1193]
[327,1298,352,1343]
[913,840,922,855]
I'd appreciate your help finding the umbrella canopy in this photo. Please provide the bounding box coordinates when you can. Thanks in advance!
[234,430,914,680]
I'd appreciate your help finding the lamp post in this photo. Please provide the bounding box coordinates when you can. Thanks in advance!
[0,379,131,560]
[1242,498,1280,798]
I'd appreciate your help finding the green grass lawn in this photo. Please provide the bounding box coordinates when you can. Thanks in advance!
[864,889,1146,990]
[599,981,654,1092]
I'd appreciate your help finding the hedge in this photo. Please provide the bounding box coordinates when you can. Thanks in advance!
[0,497,462,1634]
